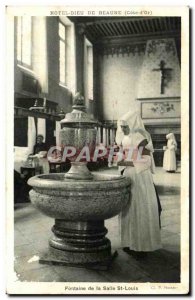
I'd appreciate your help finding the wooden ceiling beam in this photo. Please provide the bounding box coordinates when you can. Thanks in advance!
[106,23,116,35]
[94,24,106,36]
[119,22,127,35]
[163,18,168,31]
[144,19,151,32]
[81,16,181,43]
[170,17,175,30]
[114,22,123,35]
[133,21,143,33]
[157,18,164,31]
[131,21,140,34]
[167,17,172,31]
[123,22,131,34]
[101,23,113,35]
[174,17,181,30]
[150,20,156,32]
[90,24,101,37]
[126,21,136,34]
[154,18,160,31]
[97,24,108,36]
[109,22,119,35]
[160,18,166,31]
[112,22,122,35]
[139,20,147,33]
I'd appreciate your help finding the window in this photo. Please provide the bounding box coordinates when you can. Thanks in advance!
[84,38,93,101]
[59,21,66,86]
[17,16,32,68]
[87,45,93,100]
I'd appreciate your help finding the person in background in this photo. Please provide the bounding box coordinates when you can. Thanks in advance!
[163,133,177,172]
[32,134,49,174]
[116,111,162,259]
[33,134,47,155]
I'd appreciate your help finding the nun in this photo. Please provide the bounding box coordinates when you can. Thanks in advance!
[116,111,162,259]
[163,133,177,172]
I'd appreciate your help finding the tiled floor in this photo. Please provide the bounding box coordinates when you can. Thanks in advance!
[14,167,180,283]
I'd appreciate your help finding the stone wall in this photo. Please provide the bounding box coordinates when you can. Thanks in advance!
[96,51,145,121]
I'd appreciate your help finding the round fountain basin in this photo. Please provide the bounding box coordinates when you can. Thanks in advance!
[28,173,130,221]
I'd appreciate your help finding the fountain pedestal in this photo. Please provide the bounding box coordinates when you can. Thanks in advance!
[40,220,116,269]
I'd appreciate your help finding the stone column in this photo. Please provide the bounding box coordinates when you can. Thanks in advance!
[114,128,117,144]
[107,128,110,147]
[96,126,100,145]
[110,129,114,146]
[75,24,85,96]
[113,128,116,145]
[103,128,107,146]
[98,127,101,144]
[106,128,109,147]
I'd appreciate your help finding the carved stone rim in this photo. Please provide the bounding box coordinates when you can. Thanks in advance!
[28,173,130,191]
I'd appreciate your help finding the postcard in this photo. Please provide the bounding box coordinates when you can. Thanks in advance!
[6,5,189,295]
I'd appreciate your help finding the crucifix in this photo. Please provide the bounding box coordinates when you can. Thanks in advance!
[153,60,172,94]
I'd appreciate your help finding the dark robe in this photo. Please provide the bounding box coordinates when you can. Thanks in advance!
[33,143,47,155]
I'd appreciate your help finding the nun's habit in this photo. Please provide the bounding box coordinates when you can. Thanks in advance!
[163,133,177,172]
[117,112,162,252]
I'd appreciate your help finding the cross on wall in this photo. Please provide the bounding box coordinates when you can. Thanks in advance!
[152,60,173,94]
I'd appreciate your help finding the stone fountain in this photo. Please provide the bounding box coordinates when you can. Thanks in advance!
[28,92,130,269]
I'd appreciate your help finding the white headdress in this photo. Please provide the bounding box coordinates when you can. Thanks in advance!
[116,111,156,173]
[166,133,177,150]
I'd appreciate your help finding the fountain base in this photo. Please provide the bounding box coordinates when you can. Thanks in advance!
[39,250,118,270]
[39,220,117,270]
